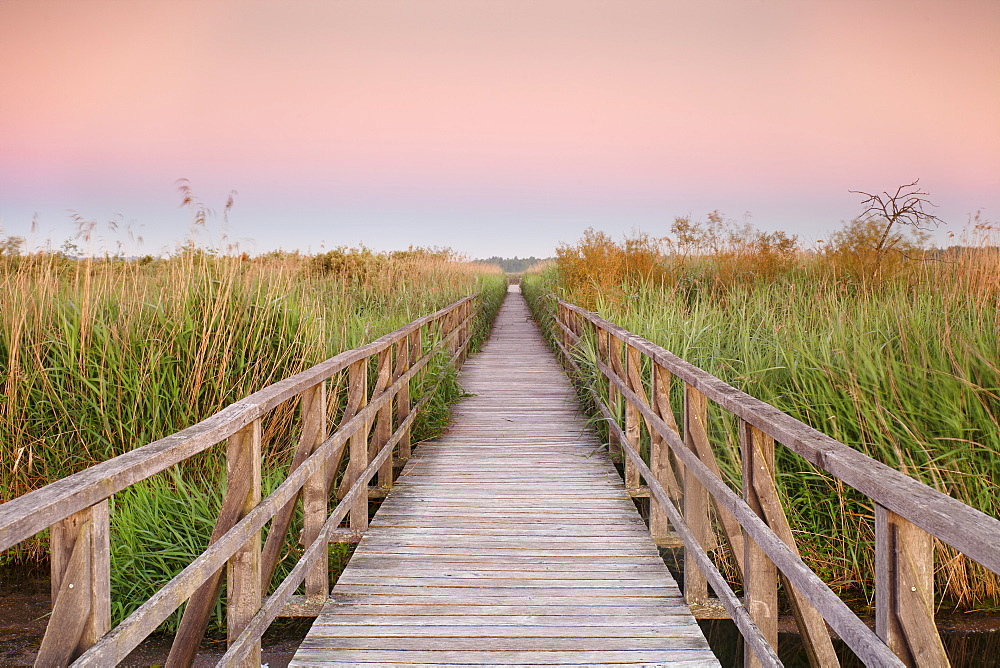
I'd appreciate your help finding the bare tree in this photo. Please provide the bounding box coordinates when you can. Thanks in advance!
[850,180,943,276]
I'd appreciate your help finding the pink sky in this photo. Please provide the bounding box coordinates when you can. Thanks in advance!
[1,0,998,257]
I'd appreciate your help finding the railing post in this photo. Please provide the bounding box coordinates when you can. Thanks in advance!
[559,303,570,353]
[683,383,710,605]
[346,358,370,531]
[400,329,420,460]
[301,382,329,601]
[741,420,779,667]
[445,308,457,357]
[37,500,111,666]
[650,362,682,542]
[226,419,262,668]
[374,348,394,488]
[394,337,411,464]
[876,504,949,666]
[623,345,642,490]
[605,332,623,461]
[460,299,472,364]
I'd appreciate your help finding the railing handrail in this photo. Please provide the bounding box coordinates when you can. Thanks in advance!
[0,294,476,553]
[558,298,1000,574]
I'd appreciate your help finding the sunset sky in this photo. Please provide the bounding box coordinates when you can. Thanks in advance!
[1,0,997,258]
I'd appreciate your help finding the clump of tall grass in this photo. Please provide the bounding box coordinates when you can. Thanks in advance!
[0,247,504,557]
[525,214,1000,609]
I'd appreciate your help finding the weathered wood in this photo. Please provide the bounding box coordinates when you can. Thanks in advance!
[166,424,259,668]
[598,340,897,665]
[742,420,779,668]
[35,511,94,666]
[394,338,411,464]
[260,383,326,595]
[876,505,950,667]
[300,382,329,601]
[748,437,839,667]
[72,309,466,666]
[624,345,643,490]
[45,499,110,662]
[227,420,263,667]
[650,362,681,541]
[596,327,620,460]
[680,385,745,577]
[559,299,1000,576]
[345,359,369,531]
[372,349,394,488]
[219,375,435,666]
[683,383,710,606]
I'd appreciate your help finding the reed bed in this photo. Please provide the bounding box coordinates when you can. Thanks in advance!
[0,246,506,628]
[523,222,1000,610]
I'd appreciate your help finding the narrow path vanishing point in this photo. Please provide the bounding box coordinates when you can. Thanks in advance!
[290,286,720,667]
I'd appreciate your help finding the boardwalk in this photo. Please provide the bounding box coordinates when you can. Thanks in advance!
[290,288,719,667]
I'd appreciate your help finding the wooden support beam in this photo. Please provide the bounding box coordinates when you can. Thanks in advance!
[623,346,642,490]
[300,383,329,602]
[38,500,110,666]
[395,338,411,465]
[602,332,621,459]
[650,363,682,543]
[226,419,263,668]
[345,359,369,532]
[876,505,949,667]
[372,349,394,488]
[261,382,327,595]
[749,437,839,667]
[684,387,744,578]
[683,383,710,606]
[741,420,779,668]
[167,424,259,668]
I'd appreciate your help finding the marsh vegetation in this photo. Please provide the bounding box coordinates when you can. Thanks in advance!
[522,211,999,611]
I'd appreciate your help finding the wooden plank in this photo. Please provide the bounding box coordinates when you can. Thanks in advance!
[166,423,259,668]
[36,517,94,666]
[876,505,949,667]
[226,419,263,668]
[600,345,895,665]
[624,344,642,489]
[749,436,839,667]
[371,348,394,488]
[261,382,326,595]
[301,382,330,601]
[742,420,779,668]
[683,383,710,606]
[292,648,718,663]
[650,362,681,541]
[345,359,369,531]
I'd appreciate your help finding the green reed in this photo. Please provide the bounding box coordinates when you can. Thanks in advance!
[523,263,1000,609]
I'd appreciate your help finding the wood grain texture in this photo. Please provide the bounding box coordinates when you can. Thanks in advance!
[290,288,719,667]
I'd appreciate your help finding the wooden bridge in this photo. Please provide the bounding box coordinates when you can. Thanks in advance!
[290,288,716,666]
[1,285,999,666]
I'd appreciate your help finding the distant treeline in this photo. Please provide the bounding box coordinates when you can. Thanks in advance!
[476,256,553,273]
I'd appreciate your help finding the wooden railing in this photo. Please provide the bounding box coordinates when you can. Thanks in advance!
[0,294,479,667]
[552,298,1000,668]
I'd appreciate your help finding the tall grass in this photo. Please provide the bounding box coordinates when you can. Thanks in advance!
[523,221,1000,610]
[0,245,506,629]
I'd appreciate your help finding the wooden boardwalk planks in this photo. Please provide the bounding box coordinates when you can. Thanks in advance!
[290,287,720,667]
